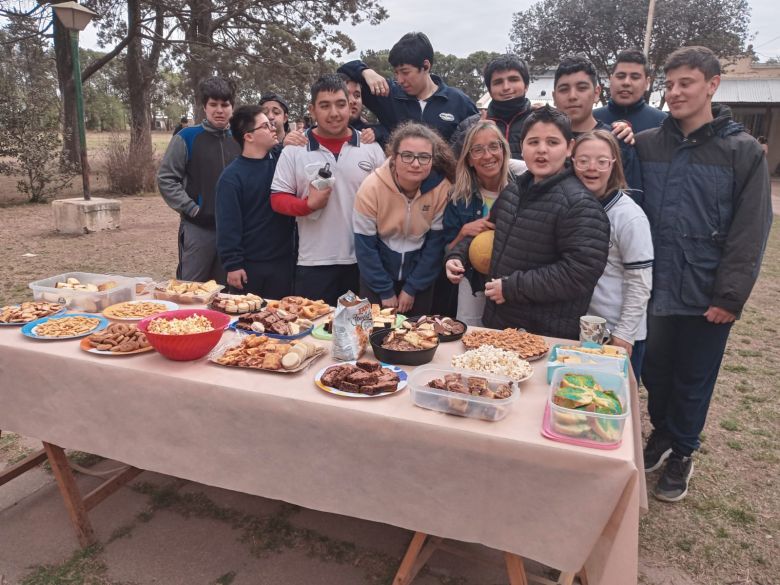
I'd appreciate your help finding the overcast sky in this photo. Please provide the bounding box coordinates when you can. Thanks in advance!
[80,0,780,62]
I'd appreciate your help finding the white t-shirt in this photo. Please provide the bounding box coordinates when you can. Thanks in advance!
[271,131,385,266]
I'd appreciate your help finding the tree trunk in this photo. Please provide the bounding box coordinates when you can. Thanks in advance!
[185,0,215,122]
[53,18,79,168]
[126,0,152,157]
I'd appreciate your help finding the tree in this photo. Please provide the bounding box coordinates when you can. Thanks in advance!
[509,0,751,100]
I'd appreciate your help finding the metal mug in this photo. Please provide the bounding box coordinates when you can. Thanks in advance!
[579,315,611,344]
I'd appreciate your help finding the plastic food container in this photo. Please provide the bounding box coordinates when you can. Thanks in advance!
[546,367,629,447]
[152,279,224,304]
[408,365,518,421]
[546,343,629,383]
[137,308,230,361]
[29,272,135,312]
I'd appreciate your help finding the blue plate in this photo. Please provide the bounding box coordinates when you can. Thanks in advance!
[228,322,313,340]
[21,313,109,340]
[0,305,66,326]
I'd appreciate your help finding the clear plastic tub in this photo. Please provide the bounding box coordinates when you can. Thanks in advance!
[547,367,629,447]
[546,343,629,382]
[408,364,518,421]
[29,272,135,313]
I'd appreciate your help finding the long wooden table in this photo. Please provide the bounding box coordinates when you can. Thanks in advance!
[0,321,646,585]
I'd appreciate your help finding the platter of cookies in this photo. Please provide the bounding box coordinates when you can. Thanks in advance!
[314,360,407,398]
[0,301,64,325]
[152,279,223,304]
[103,300,178,321]
[21,313,109,340]
[265,296,332,319]
[462,328,549,360]
[230,307,314,339]
[210,334,324,373]
[208,292,264,314]
[79,323,153,355]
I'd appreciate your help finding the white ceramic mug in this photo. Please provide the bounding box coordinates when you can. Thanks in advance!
[579,315,610,344]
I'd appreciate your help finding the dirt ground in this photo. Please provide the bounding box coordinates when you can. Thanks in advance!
[0,147,778,584]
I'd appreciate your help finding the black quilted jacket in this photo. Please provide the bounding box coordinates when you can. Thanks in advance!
[446,169,610,339]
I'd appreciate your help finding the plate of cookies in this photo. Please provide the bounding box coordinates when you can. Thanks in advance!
[210,334,324,373]
[208,292,264,314]
[0,301,65,325]
[265,296,332,320]
[21,313,109,340]
[103,300,178,321]
[314,360,407,398]
[79,323,154,355]
[461,328,549,361]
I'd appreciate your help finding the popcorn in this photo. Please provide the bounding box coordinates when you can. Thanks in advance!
[148,314,213,335]
[451,344,533,381]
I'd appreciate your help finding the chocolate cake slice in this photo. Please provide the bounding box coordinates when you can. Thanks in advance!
[356,359,381,372]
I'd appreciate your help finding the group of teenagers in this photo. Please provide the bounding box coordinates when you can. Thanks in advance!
[157,32,772,504]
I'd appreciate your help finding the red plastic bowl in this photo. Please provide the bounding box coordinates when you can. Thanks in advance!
[137,308,230,361]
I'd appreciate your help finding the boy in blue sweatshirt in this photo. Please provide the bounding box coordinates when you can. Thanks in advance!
[216,105,295,298]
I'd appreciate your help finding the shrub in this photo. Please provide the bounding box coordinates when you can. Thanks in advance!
[104,135,159,194]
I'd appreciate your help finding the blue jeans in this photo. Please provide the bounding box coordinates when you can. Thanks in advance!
[642,315,733,457]
[630,339,647,382]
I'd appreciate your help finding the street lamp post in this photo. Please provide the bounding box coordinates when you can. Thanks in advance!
[52,1,97,201]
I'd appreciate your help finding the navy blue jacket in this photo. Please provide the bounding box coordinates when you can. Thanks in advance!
[350,118,390,149]
[594,99,667,135]
[337,60,478,141]
[635,105,772,318]
[575,121,643,199]
[443,186,489,295]
[215,151,295,272]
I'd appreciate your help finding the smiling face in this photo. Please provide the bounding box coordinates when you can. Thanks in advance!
[609,62,649,107]
[261,100,288,136]
[572,138,615,197]
[394,62,430,98]
[203,98,233,129]
[489,68,527,102]
[553,71,600,126]
[309,89,349,138]
[394,136,434,191]
[664,66,719,127]
[521,122,572,181]
[468,128,505,186]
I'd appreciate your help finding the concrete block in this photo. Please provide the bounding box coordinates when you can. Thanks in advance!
[52,198,121,234]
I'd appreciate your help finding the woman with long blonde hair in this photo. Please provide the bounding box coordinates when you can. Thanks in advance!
[442,120,519,325]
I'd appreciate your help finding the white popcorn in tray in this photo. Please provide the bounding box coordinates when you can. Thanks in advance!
[451,345,533,380]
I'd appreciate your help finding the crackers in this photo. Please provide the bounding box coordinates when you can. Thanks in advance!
[34,316,101,337]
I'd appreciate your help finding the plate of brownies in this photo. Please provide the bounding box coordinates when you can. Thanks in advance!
[314,359,408,398]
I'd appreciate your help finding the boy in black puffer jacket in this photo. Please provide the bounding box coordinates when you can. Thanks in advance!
[445,106,609,340]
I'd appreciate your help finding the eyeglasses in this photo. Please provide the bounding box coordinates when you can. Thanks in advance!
[573,156,615,172]
[397,151,433,165]
[469,141,503,159]
[247,121,274,134]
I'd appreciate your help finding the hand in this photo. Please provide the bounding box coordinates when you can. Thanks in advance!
[609,335,633,357]
[381,294,398,309]
[704,306,736,324]
[460,218,495,238]
[359,128,376,144]
[306,185,332,210]
[362,69,389,96]
[445,259,465,283]
[398,290,415,313]
[611,121,635,145]
[484,278,505,304]
[283,130,307,147]
[227,269,247,290]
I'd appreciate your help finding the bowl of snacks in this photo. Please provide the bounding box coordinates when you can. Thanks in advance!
[137,308,230,361]
[404,315,467,341]
[370,326,438,366]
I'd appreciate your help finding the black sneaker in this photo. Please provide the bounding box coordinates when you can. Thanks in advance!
[643,431,672,472]
[653,454,694,502]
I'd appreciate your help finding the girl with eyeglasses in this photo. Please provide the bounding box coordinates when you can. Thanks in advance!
[354,122,455,314]
[442,121,526,325]
[572,129,654,377]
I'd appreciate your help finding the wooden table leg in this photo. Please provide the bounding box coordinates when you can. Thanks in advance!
[576,568,589,585]
[0,449,47,486]
[393,531,429,585]
[558,572,575,585]
[42,442,96,547]
[505,552,529,585]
